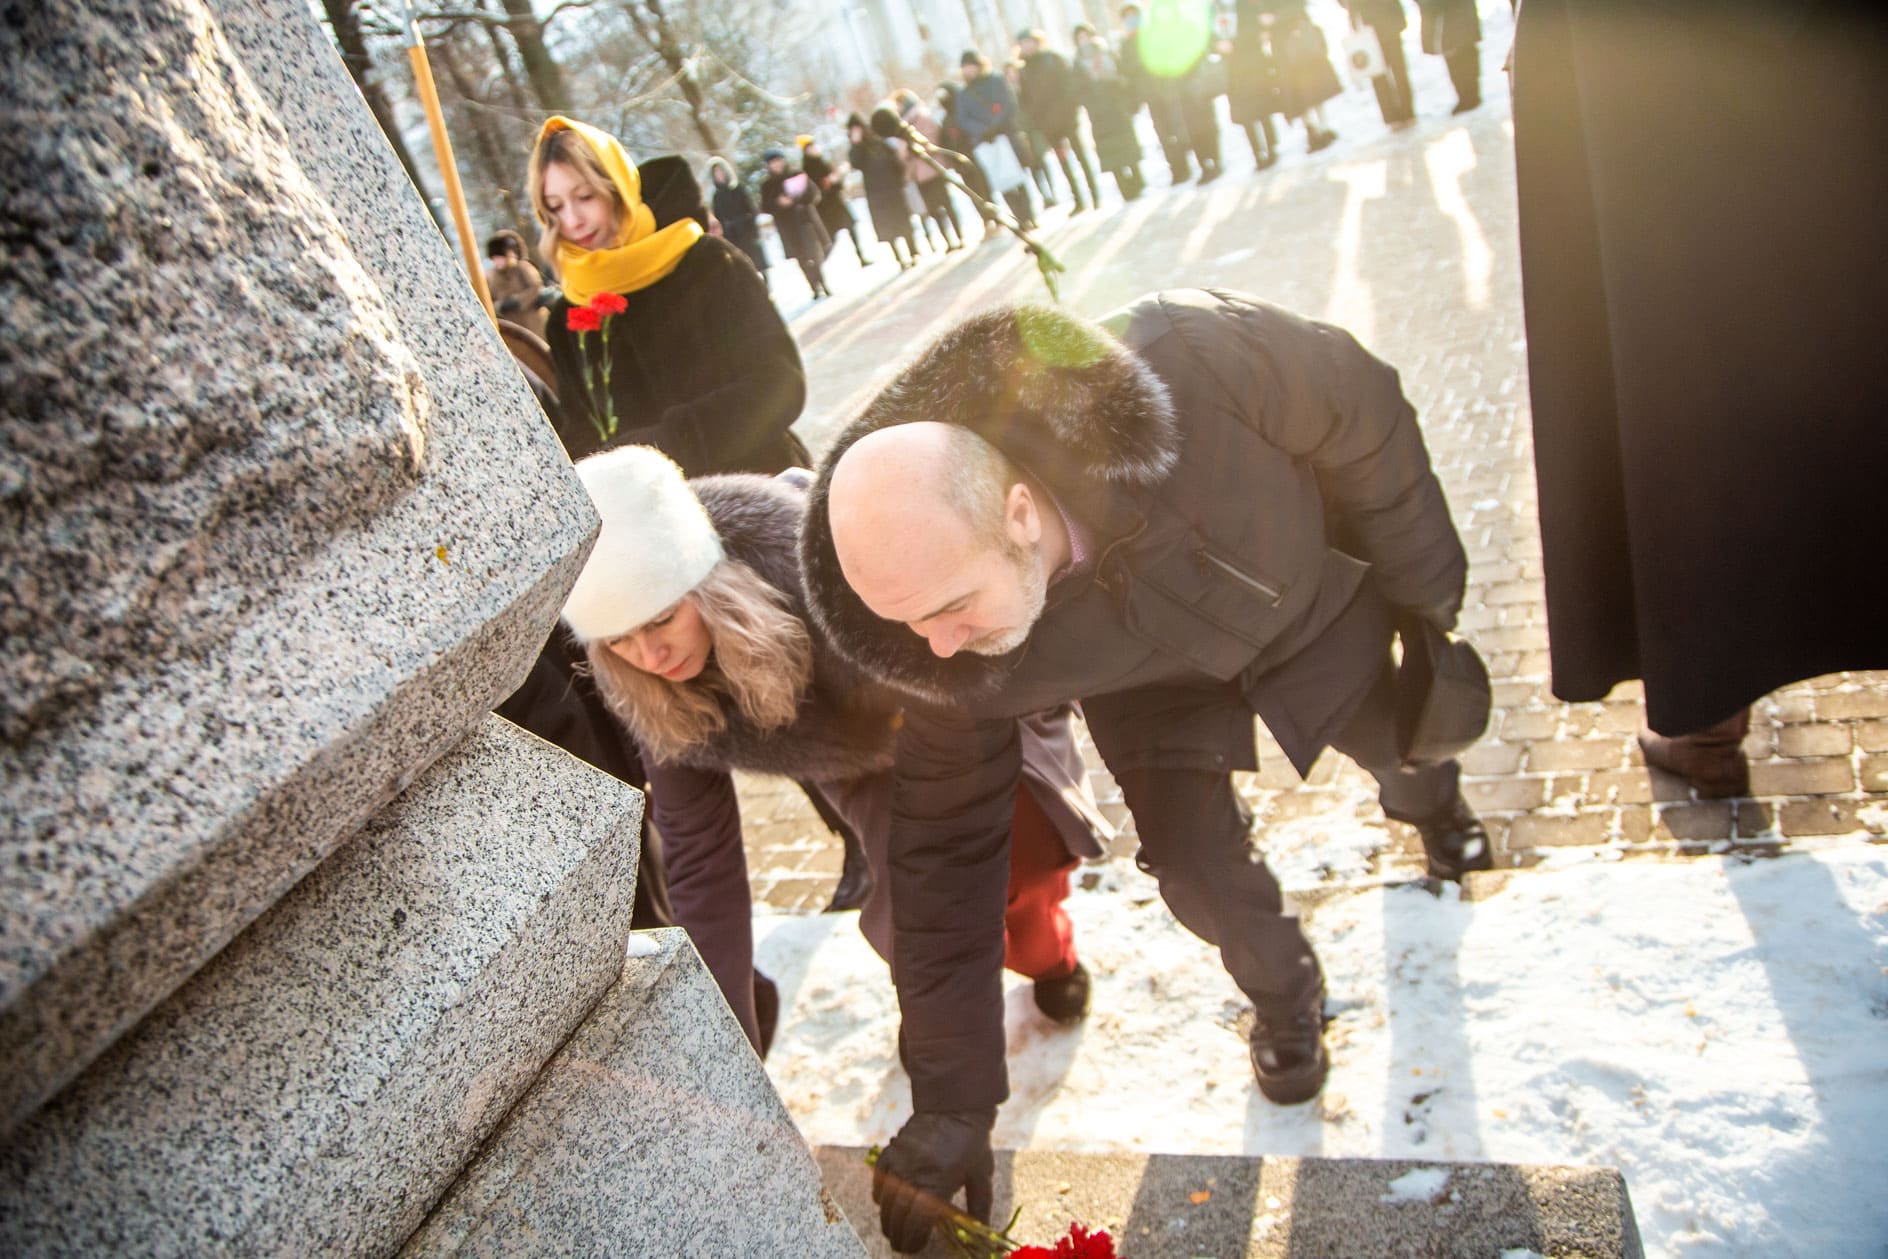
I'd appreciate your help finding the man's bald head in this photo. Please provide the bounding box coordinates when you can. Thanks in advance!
[827,422,1056,658]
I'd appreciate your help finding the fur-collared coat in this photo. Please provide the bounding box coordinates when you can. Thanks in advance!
[800,291,1466,1112]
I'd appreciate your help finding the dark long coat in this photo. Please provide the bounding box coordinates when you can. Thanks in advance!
[711,179,769,274]
[800,292,1466,1111]
[1018,48,1082,141]
[799,149,856,239]
[1224,0,1281,125]
[759,166,832,267]
[848,132,912,243]
[1512,0,1888,735]
[1416,0,1478,55]
[544,235,804,474]
[1073,47,1142,169]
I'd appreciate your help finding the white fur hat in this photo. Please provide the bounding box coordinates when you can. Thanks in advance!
[561,446,724,644]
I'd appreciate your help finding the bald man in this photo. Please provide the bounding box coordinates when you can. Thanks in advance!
[801,293,1485,1252]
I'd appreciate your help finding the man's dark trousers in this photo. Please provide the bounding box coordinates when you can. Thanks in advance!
[1102,587,1459,1022]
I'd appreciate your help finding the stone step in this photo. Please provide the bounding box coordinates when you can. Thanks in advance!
[0,718,640,1258]
[404,928,866,1258]
[816,1147,1643,1259]
[1,0,598,1137]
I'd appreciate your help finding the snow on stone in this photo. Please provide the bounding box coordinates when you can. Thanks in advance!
[756,845,1888,1257]
[1381,1166,1451,1204]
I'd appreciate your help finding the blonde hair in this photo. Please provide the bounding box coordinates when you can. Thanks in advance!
[587,558,814,764]
[528,128,627,268]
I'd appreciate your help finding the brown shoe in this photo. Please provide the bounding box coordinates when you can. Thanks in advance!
[1638,708,1752,798]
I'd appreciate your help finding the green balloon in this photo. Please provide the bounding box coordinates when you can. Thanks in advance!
[1133,0,1211,79]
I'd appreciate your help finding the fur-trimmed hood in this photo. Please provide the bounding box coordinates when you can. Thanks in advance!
[664,473,903,782]
[799,302,1179,705]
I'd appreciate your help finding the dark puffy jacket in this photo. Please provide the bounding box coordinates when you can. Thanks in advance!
[956,71,1018,143]
[800,291,1465,1111]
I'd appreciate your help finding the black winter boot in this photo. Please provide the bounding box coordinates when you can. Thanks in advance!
[1409,793,1493,882]
[1250,992,1328,1105]
[1639,708,1751,799]
[1032,961,1091,1025]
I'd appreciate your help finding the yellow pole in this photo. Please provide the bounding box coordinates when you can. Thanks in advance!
[402,3,496,323]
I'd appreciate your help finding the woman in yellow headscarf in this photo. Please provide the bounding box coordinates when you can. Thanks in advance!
[528,116,807,473]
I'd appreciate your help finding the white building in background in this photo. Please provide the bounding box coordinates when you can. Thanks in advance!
[779,0,1119,109]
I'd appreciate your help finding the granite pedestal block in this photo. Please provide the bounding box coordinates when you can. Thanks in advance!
[817,1148,1644,1259]
[404,929,866,1258]
[1,0,594,1135]
[0,719,641,1258]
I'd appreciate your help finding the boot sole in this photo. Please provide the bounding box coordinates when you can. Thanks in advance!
[1252,1040,1329,1105]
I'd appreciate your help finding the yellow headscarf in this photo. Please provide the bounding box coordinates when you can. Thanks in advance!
[539,116,704,307]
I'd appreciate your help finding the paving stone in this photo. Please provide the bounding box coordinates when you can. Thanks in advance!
[1464,777,1550,814]
[1525,739,1631,774]
[1614,806,1652,845]
[405,931,863,1258]
[1776,725,1851,758]
[1856,721,1888,752]
[1653,803,1736,843]
[1586,770,1659,806]
[1733,801,1778,840]
[1781,799,1886,838]
[1860,756,1888,794]
[0,720,642,1257]
[1815,690,1888,720]
[1500,709,1561,742]
[1507,813,1612,848]
[1765,693,1819,724]
[1458,741,1524,777]
[1748,759,1855,798]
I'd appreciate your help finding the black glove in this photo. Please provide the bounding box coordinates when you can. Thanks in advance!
[871,1108,997,1253]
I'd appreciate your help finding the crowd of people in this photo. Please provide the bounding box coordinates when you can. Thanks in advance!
[665,0,1489,301]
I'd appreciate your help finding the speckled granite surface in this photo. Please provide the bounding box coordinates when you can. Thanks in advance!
[0,719,641,1258]
[403,929,867,1259]
[0,0,592,1134]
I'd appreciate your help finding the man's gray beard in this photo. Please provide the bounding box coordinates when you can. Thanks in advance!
[964,537,1048,657]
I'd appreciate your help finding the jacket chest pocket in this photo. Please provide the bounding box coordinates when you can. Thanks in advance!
[1116,541,1295,681]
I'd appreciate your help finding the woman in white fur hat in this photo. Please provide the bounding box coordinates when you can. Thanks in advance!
[561,446,1110,1055]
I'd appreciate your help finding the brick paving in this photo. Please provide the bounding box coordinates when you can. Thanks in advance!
[737,54,1887,912]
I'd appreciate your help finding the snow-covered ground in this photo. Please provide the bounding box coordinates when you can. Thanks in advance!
[758,843,1888,1257]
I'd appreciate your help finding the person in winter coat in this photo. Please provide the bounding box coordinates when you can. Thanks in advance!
[935,82,1004,240]
[1071,24,1146,200]
[1417,0,1479,113]
[846,111,920,270]
[485,229,548,338]
[1016,29,1104,212]
[561,447,1109,1055]
[1263,0,1341,151]
[1344,0,1415,127]
[759,147,834,299]
[799,136,871,268]
[1118,2,1197,183]
[1003,59,1059,209]
[895,90,966,250]
[706,157,769,282]
[529,117,807,470]
[1222,0,1281,168]
[956,51,1040,230]
[803,294,1490,1250]
[1512,0,1888,794]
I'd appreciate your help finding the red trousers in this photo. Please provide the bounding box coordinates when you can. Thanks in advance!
[1003,786,1080,981]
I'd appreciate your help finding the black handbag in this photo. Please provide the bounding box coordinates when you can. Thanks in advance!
[1395,618,1492,767]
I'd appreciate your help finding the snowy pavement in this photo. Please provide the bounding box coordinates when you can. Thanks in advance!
[758,846,1888,1257]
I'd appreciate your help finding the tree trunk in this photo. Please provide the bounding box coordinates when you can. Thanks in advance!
[497,0,573,112]
[434,33,541,261]
[628,0,724,153]
[320,0,446,230]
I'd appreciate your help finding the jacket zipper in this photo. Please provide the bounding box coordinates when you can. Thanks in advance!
[1195,548,1284,606]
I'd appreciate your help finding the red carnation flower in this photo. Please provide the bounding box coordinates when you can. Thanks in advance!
[566,305,603,333]
[590,291,628,317]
